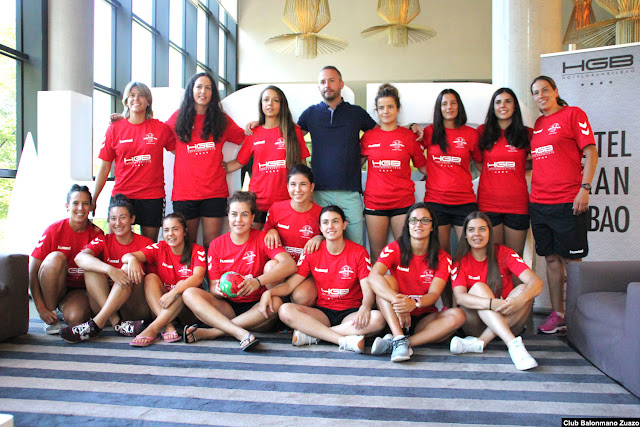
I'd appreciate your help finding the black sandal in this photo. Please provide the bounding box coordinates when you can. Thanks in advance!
[183,324,198,344]
[240,333,259,351]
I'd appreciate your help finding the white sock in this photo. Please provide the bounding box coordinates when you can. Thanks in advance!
[393,335,405,340]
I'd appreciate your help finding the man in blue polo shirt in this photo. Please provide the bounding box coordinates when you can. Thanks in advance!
[297,66,375,245]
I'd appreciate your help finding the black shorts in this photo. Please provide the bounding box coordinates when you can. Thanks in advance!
[364,205,412,217]
[227,300,257,316]
[254,209,268,224]
[426,202,478,227]
[484,212,530,231]
[316,306,359,327]
[530,202,589,259]
[173,198,227,220]
[111,197,164,227]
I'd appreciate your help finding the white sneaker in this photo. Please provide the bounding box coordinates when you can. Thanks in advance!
[292,330,319,346]
[390,336,413,363]
[450,336,484,354]
[371,333,393,355]
[338,335,365,354]
[43,321,65,335]
[508,337,538,371]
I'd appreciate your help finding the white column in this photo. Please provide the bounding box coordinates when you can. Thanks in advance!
[492,0,562,115]
[48,0,94,96]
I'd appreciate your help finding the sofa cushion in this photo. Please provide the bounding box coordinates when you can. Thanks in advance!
[576,291,626,330]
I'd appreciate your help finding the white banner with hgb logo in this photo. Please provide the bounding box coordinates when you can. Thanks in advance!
[540,42,638,261]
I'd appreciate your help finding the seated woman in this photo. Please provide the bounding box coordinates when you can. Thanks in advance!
[181,191,297,350]
[122,213,206,346]
[367,202,465,362]
[450,211,543,371]
[60,194,153,343]
[260,206,386,353]
[30,184,105,333]
[263,164,323,306]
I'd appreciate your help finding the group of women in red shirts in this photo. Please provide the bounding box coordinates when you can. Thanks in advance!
[29,73,595,370]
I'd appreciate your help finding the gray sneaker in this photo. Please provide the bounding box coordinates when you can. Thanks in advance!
[43,321,65,335]
[371,333,393,355]
[390,336,413,362]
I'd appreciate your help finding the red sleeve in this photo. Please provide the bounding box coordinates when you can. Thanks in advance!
[360,130,371,157]
[98,125,116,162]
[140,242,160,265]
[31,224,55,260]
[296,252,312,278]
[262,231,287,259]
[191,245,207,270]
[83,236,106,258]
[500,245,529,278]
[236,134,253,165]
[421,126,433,151]
[296,126,310,159]
[160,121,177,151]
[164,111,179,151]
[469,127,482,163]
[356,245,372,280]
[207,241,221,280]
[263,207,276,232]
[411,139,427,169]
[434,250,452,281]
[222,115,245,145]
[377,242,399,271]
[450,260,466,289]
[571,108,596,150]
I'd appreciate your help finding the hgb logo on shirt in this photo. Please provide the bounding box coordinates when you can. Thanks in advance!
[487,161,516,172]
[531,145,554,159]
[187,141,215,154]
[432,155,461,165]
[124,154,151,166]
[322,288,349,298]
[372,160,401,170]
[258,159,286,172]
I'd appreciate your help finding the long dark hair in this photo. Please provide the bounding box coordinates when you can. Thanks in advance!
[258,85,302,170]
[479,88,530,151]
[162,212,192,266]
[397,202,440,269]
[431,89,467,153]
[453,211,502,297]
[175,72,227,143]
[530,75,569,109]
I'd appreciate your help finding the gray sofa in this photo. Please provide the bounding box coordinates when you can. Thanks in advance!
[0,253,30,342]
[566,261,640,398]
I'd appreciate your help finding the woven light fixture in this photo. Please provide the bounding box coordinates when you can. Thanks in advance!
[361,0,436,47]
[265,0,348,59]
[564,0,640,47]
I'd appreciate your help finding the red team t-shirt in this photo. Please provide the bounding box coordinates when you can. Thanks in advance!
[377,241,451,316]
[236,125,310,212]
[31,219,105,288]
[360,127,426,210]
[451,244,529,299]
[208,229,287,303]
[165,112,244,201]
[476,125,532,214]
[296,240,371,311]
[83,233,154,270]
[422,125,481,205]
[263,200,323,262]
[98,118,175,199]
[140,241,206,292]
[530,106,596,204]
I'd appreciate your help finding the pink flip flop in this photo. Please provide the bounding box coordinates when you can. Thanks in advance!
[130,335,160,347]
[162,331,181,343]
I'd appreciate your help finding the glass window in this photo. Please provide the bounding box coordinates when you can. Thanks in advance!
[0,1,16,49]
[93,0,113,87]
[169,47,184,88]
[131,22,153,85]
[197,6,207,63]
[132,0,153,24]
[0,55,17,170]
[0,178,15,252]
[169,0,183,47]
[92,89,113,177]
[218,26,226,79]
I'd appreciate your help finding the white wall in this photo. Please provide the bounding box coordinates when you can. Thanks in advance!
[238,0,492,90]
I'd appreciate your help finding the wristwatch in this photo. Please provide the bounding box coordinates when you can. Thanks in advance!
[581,183,592,191]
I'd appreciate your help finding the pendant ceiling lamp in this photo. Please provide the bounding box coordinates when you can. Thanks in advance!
[265,0,348,59]
[564,0,640,47]
[361,0,436,47]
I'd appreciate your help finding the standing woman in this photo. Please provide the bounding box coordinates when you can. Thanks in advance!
[94,81,175,242]
[529,76,597,334]
[263,164,323,306]
[423,89,482,254]
[30,185,105,332]
[226,85,310,229]
[61,194,153,343]
[122,213,206,346]
[260,206,386,354]
[367,203,465,362]
[361,84,426,262]
[166,72,245,250]
[477,88,532,257]
[451,212,543,371]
